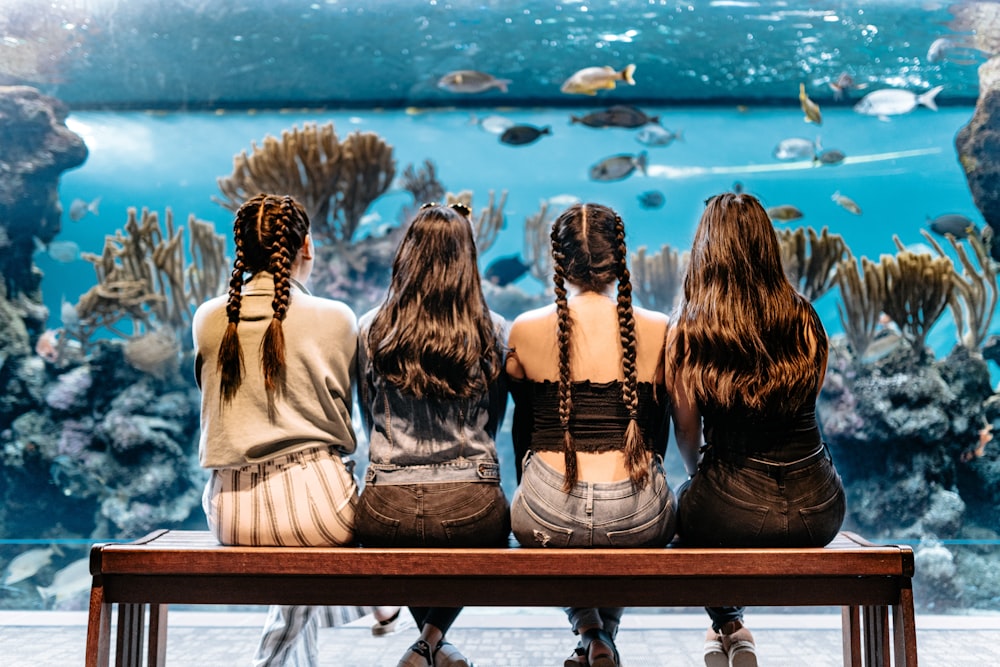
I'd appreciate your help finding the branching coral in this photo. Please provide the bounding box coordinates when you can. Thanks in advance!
[523,202,556,283]
[916,229,998,351]
[401,159,445,206]
[880,243,954,356]
[631,244,689,312]
[214,122,395,244]
[777,226,847,301]
[68,208,226,351]
[835,252,886,360]
[447,189,508,255]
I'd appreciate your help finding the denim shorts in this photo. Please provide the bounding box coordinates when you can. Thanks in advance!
[356,481,510,548]
[511,452,677,548]
[676,446,846,548]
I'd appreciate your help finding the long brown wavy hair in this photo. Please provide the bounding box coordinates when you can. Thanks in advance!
[216,193,310,406]
[550,203,647,490]
[368,203,501,400]
[667,192,827,416]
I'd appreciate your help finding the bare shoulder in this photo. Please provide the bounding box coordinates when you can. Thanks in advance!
[633,305,670,335]
[508,304,556,342]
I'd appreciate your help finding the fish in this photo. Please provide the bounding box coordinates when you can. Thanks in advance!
[832,191,862,215]
[773,137,816,160]
[766,205,804,222]
[36,557,91,606]
[589,151,648,182]
[926,37,981,65]
[547,194,581,208]
[3,546,58,586]
[437,70,511,94]
[635,124,683,147]
[799,83,822,125]
[815,149,846,166]
[35,557,93,605]
[570,105,659,129]
[484,254,531,286]
[732,181,744,194]
[33,239,81,263]
[927,213,979,238]
[828,73,868,100]
[560,64,636,95]
[853,86,944,117]
[68,196,100,222]
[638,190,665,210]
[473,114,515,135]
[499,124,552,146]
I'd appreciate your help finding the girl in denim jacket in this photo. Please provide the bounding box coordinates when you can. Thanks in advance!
[355,202,510,667]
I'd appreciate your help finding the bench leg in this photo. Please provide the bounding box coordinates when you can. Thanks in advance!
[115,603,146,667]
[147,604,168,667]
[841,605,862,667]
[892,583,918,667]
[863,605,890,666]
[86,579,111,667]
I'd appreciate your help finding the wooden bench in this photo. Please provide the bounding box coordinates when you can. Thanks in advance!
[86,529,916,666]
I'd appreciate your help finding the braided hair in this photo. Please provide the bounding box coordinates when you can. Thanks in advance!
[550,203,648,490]
[216,193,310,405]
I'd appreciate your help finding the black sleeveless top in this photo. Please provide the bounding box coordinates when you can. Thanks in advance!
[509,378,670,482]
[701,403,821,463]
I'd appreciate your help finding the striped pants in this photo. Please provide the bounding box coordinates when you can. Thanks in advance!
[202,445,370,666]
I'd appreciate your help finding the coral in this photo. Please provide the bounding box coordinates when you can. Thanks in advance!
[920,229,999,350]
[880,244,954,357]
[400,159,445,209]
[631,243,688,312]
[913,539,964,611]
[522,202,557,283]
[44,366,92,412]
[447,189,508,255]
[834,252,885,360]
[777,226,847,301]
[69,207,226,353]
[123,329,181,380]
[214,122,396,245]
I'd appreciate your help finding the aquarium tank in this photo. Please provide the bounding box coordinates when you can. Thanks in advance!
[2,0,1000,614]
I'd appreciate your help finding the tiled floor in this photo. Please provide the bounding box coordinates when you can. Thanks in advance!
[2,607,999,666]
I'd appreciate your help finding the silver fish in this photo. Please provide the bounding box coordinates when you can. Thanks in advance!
[473,114,515,135]
[437,70,511,94]
[589,151,648,182]
[68,196,100,222]
[36,557,91,605]
[3,547,57,585]
[832,191,862,215]
[773,137,816,160]
[561,64,636,95]
[854,86,944,117]
[636,124,683,147]
[44,240,81,263]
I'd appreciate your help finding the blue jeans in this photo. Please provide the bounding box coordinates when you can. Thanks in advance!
[356,481,510,634]
[677,444,846,631]
[511,452,677,634]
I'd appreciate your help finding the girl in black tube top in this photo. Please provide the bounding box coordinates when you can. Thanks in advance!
[506,202,677,667]
[667,192,847,667]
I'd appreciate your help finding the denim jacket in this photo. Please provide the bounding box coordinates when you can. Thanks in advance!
[357,310,509,486]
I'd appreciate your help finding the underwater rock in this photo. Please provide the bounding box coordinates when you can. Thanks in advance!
[0,86,87,297]
[955,56,1000,260]
[913,539,965,611]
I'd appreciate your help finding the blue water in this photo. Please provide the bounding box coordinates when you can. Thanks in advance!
[43,104,985,359]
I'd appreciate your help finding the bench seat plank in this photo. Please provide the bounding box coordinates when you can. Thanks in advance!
[86,529,917,667]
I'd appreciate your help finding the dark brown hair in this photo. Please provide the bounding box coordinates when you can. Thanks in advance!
[368,203,501,399]
[550,203,646,490]
[668,192,828,415]
[216,193,311,405]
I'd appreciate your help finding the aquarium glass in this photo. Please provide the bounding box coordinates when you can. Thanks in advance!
[2,0,999,614]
